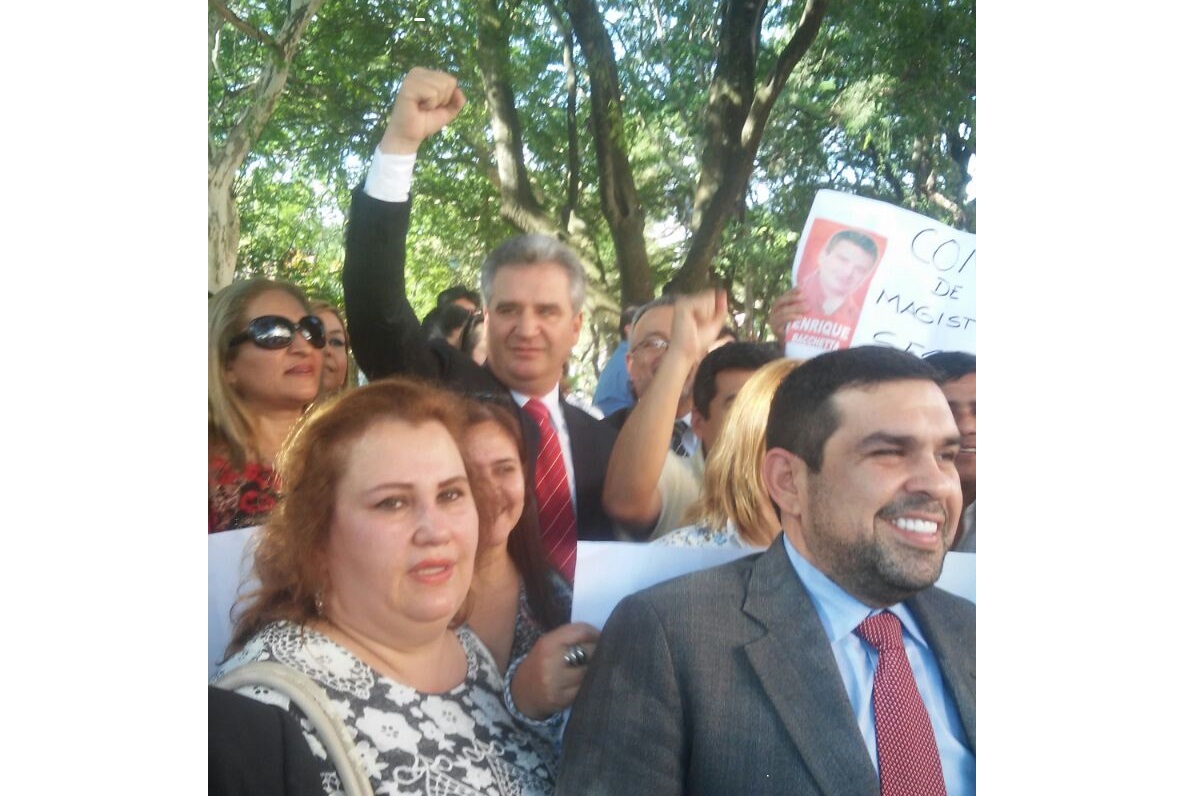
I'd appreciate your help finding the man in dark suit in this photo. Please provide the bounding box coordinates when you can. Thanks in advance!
[342,68,618,575]
[558,346,975,795]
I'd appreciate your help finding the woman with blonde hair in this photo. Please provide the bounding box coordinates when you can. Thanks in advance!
[310,298,356,393]
[209,279,325,533]
[656,357,801,548]
[216,378,560,794]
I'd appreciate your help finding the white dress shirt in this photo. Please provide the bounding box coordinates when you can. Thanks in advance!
[363,147,416,202]
[782,536,975,795]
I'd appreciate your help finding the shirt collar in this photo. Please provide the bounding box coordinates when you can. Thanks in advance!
[781,535,929,649]
[510,386,563,418]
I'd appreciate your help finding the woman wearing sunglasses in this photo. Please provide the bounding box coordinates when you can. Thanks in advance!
[209,279,326,534]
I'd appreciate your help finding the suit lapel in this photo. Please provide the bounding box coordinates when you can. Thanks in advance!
[559,402,583,487]
[518,400,542,466]
[907,590,976,751]
[741,540,879,795]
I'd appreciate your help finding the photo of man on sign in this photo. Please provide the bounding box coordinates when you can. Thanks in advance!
[783,219,888,354]
[797,223,884,330]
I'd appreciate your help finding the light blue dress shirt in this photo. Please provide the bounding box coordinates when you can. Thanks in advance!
[782,536,975,795]
[593,341,635,416]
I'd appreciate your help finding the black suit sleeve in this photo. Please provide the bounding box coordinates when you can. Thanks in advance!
[562,404,619,541]
[342,189,452,382]
[208,687,326,796]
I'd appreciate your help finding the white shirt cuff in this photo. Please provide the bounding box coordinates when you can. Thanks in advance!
[363,147,416,202]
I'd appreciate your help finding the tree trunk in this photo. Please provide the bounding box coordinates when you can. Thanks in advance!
[565,0,653,307]
[673,0,828,293]
[542,0,584,237]
[207,0,326,293]
[209,164,240,292]
[472,0,614,314]
[475,0,557,237]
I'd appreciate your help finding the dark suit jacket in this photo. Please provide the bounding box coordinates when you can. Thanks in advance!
[603,406,630,431]
[208,687,325,796]
[557,537,976,796]
[342,189,618,541]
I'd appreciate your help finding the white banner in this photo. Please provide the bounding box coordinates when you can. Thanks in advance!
[570,542,975,630]
[785,190,976,359]
[208,526,259,678]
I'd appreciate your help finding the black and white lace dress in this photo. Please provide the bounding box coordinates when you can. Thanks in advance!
[215,621,559,796]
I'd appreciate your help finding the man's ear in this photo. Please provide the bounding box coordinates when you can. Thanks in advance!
[572,309,584,337]
[690,407,706,440]
[762,447,807,521]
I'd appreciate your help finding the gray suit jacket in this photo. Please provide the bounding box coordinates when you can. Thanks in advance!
[556,536,975,796]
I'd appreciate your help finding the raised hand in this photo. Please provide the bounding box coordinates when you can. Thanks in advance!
[508,622,601,720]
[669,288,729,360]
[379,67,467,155]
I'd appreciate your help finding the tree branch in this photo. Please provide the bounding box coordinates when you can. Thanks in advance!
[865,140,905,202]
[566,0,653,306]
[743,0,829,155]
[675,0,828,293]
[543,0,583,235]
[209,0,281,58]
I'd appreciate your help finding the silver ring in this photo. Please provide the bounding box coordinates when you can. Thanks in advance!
[563,644,588,668]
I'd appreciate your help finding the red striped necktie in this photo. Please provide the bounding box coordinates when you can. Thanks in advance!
[855,612,947,796]
[522,399,578,583]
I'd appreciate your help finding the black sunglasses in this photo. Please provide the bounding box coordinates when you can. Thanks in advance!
[229,315,327,350]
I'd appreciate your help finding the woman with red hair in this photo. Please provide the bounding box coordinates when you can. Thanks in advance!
[216,378,559,794]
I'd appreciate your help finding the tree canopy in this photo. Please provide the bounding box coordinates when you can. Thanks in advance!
[208,0,975,388]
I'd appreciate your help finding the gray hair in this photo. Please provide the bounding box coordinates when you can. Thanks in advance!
[479,234,587,312]
[628,294,678,342]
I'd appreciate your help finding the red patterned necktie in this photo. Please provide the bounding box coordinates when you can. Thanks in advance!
[522,399,578,583]
[855,612,947,796]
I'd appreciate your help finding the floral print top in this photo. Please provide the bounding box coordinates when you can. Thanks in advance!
[215,621,559,796]
[652,520,754,548]
[509,571,573,667]
[209,454,279,534]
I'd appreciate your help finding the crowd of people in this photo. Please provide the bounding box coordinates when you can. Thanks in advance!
[209,66,976,795]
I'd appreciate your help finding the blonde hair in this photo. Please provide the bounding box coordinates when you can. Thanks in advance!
[208,279,313,468]
[684,358,802,546]
[310,298,358,392]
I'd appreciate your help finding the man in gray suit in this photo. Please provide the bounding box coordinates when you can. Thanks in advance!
[557,346,975,795]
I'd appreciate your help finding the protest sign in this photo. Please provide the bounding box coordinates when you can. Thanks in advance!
[209,526,259,678]
[785,190,976,359]
[208,536,974,677]
[569,542,975,630]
